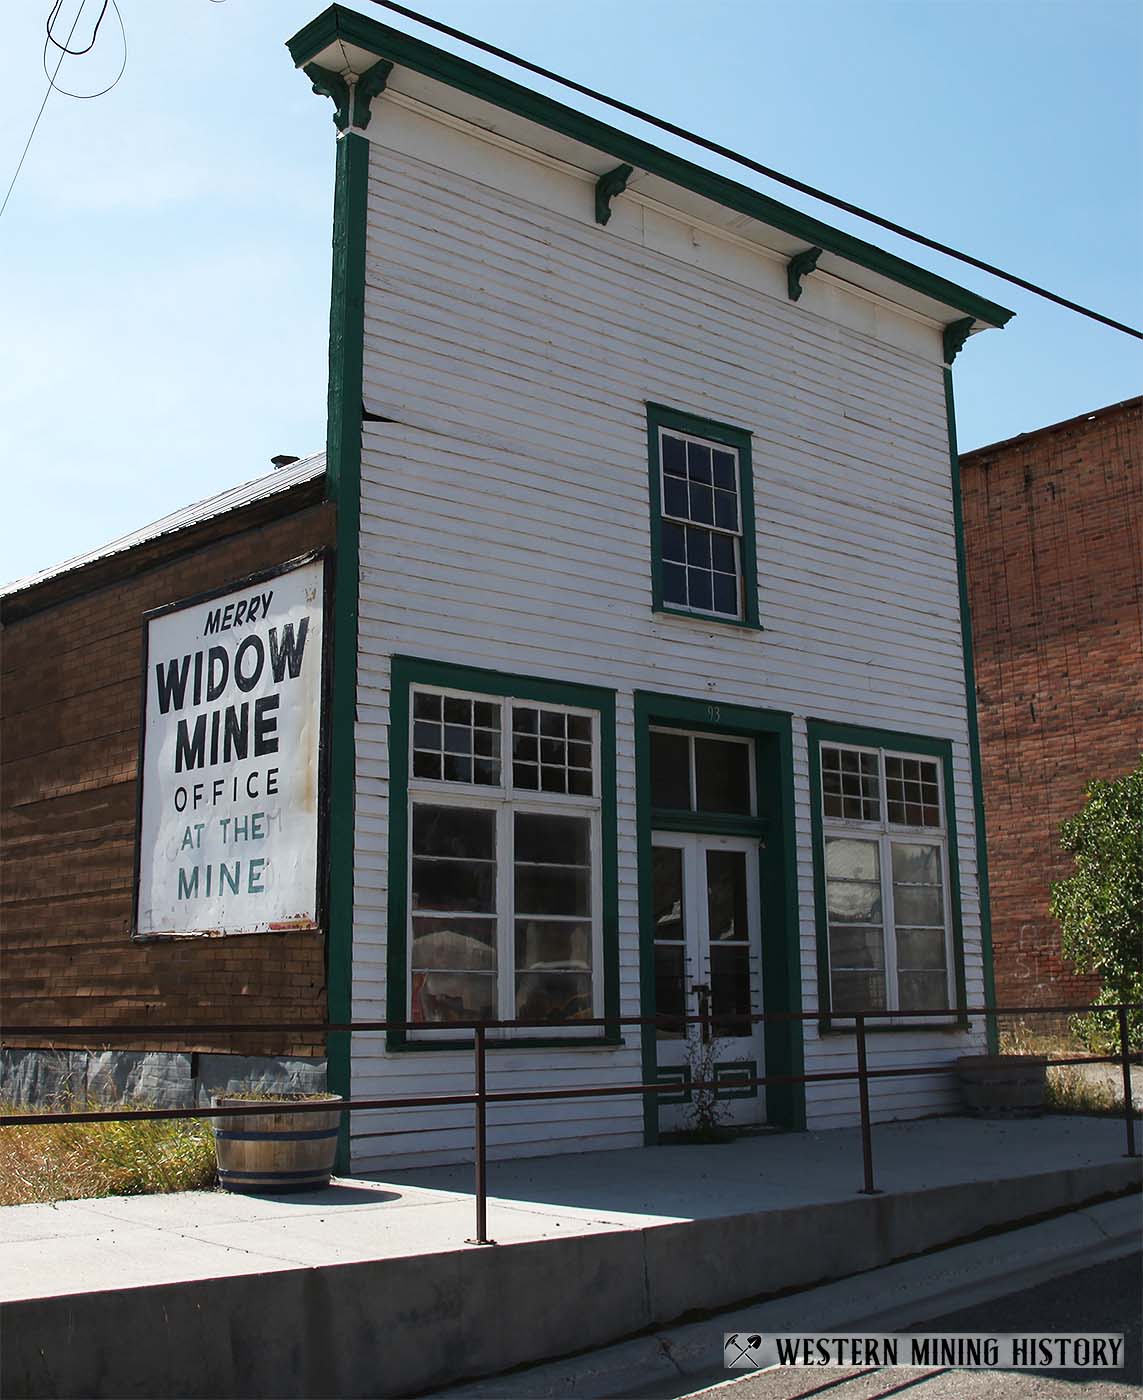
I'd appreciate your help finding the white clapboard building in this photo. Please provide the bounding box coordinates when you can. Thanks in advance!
[288,5,1013,1173]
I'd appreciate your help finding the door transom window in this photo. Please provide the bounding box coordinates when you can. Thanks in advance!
[649,727,755,816]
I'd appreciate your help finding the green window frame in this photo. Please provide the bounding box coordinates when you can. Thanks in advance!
[385,655,620,1051]
[807,720,969,1033]
[646,402,760,629]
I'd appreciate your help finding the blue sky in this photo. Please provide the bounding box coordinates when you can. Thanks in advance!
[2,0,1139,583]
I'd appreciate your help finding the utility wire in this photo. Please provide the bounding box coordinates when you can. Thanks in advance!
[368,0,1142,341]
[0,0,85,223]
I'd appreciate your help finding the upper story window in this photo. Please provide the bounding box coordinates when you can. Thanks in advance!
[408,685,601,1032]
[818,743,954,1016]
[647,403,759,629]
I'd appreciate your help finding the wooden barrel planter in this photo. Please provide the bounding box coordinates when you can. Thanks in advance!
[212,1095,344,1193]
[957,1055,1047,1117]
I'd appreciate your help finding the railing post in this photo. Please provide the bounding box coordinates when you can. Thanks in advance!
[468,1024,494,1245]
[1118,1006,1137,1159]
[856,1013,880,1195]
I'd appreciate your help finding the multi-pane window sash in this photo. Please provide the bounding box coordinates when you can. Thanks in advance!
[408,686,602,1036]
[820,743,953,1018]
[658,428,744,620]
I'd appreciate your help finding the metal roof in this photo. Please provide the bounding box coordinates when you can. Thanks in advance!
[1,451,326,600]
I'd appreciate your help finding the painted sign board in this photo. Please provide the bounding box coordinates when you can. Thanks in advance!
[134,555,327,937]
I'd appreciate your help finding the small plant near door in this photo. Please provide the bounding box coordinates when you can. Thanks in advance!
[681,1032,735,1141]
[679,986,737,1143]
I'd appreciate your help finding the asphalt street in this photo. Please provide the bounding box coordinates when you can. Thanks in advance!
[631,1254,1142,1400]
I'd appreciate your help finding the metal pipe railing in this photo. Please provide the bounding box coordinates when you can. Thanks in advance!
[2,1002,1138,1245]
[1,1002,1134,1036]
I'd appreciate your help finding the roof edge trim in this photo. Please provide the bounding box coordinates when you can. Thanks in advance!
[288,5,1014,331]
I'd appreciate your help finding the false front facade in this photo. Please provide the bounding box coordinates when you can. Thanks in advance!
[290,6,1013,1172]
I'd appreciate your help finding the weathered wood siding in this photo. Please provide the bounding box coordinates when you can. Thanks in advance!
[1,492,334,1058]
[348,100,985,1170]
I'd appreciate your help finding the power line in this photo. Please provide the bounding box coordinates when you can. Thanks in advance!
[0,0,85,224]
[368,0,1142,342]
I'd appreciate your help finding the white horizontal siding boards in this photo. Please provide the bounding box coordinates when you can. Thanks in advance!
[347,102,985,1169]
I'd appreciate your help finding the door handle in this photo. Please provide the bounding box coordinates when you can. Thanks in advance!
[692,983,712,1043]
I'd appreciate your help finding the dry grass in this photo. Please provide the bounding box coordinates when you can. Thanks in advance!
[217,1091,338,1101]
[998,1024,1126,1115]
[0,1103,217,1206]
[997,1024,1080,1058]
[1044,1066,1121,1115]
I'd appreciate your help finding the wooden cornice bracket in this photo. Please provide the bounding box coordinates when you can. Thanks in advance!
[304,59,393,132]
[304,63,352,130]
[787,246,822,302]
[352,60,394,130]
[943,317,975,365]
[595,163,634,225]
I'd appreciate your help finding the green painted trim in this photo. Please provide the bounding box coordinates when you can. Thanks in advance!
[805,719,970,1037]
[787,246,822,302]
[714,1058,759,1100]
[353,58,393,129]
[806,731,830,1030]
[287,8,1014,330]
[655,604,760,632]
[650,1060,761,1105]
[385,655,620,1052]
[304,62,351,130]
[386,664,413,1047]
[324,130,370,1172]
[649,809,770,839]
[945,369,999,1053]
[595,163,633,225]
[634,692,804,1141]
[942,317,974,366]
[304,57,392,132]
[646,402,760,630]
[655,1065,692,1106]
[638,693,793,734]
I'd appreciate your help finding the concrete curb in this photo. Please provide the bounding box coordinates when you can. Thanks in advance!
[3,1160,1139,1398]
[432,1193,1142,1399]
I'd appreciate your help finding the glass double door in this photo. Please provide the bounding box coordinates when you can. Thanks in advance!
[652,832,764,1131]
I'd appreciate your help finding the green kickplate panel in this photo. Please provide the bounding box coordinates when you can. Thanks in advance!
[714,1058,759,1100]
[655,1065,692,1105]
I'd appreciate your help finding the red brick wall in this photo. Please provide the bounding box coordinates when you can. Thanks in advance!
[1,492,336,1056]
[961,398,1142,1016]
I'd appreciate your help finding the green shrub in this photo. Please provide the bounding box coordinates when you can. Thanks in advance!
[1050,758,1143,1053]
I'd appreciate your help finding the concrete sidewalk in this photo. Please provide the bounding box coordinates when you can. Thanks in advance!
[2,1116,1140,1398]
